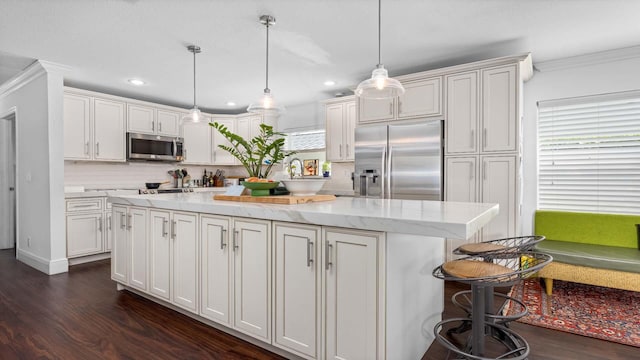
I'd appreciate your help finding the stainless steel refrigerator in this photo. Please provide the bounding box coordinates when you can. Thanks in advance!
[354,120,443,200]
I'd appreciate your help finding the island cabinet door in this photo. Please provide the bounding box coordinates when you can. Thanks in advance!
[323,228,380,360]
[149,210,171,301]
[200,215,232,326]
[172,211,199,313]
[111,205,128,283]
[232,218,272,342]
[273,223,321,359]
[128,207,148,292]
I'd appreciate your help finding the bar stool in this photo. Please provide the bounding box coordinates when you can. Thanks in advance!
[450,236,546,327]
[433,251,552,360]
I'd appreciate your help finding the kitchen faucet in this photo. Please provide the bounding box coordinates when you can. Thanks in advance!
[288,158,303,178]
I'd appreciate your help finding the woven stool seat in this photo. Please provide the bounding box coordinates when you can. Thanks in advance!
[442,260,512,279]
[457,242,508,255]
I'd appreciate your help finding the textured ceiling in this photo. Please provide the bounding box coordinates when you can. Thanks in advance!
[1,0,639,113]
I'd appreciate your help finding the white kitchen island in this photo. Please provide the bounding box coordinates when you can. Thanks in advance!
[108,193,498,360]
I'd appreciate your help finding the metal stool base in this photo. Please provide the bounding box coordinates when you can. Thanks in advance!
[434,318,530,360]
[451,290,528,325]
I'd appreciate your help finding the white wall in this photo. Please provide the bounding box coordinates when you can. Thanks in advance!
[522,48,640,234]
[0,61,68,274]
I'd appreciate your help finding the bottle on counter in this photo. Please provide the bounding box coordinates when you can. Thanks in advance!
[202,169,208,187]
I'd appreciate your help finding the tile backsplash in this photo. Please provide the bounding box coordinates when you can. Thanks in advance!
[64,160,355,192]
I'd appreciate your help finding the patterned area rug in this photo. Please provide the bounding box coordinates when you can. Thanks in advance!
[506,279,640,347]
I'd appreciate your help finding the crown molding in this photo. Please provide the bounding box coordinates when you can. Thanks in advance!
[0,60,71,98]
[535,45,640,72]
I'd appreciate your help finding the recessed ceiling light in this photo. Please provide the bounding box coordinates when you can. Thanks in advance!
[226,101,236,107]
[324,80,336,86]
[128,79,145,86]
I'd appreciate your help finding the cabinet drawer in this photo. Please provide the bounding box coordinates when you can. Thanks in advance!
[66,198,104,212]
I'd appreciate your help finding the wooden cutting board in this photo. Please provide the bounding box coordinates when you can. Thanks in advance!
[213,194,336,205]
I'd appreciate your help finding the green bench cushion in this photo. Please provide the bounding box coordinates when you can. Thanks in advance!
[536,240,640,274]
[535,210,640,249]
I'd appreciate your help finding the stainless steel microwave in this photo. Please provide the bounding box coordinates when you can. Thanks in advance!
[127,133,184,162]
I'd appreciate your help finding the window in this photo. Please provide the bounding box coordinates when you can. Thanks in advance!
[538,91,640,214]
[283,130,325,151]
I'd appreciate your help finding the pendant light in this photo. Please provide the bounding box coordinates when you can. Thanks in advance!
[355,0,405,99]
[247,15,285,115]
[182,45,203,123]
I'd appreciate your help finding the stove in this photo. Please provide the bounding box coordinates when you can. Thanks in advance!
[139,188,195,195]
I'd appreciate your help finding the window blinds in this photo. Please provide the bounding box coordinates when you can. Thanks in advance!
[538,92,640,214]
[284,130,325,151]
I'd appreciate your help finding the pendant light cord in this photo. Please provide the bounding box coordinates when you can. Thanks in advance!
[193,49,197,106]
[377,0,381,67]
[265,21,270,93]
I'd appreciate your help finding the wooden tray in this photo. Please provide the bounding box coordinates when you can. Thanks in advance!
[214,194,336,205]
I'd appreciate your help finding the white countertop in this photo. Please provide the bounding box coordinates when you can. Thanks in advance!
[65,187,228,199]
[108,193,498,239]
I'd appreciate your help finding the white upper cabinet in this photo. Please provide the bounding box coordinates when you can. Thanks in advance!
[156,109,181,136]
[325,97,356,162]
[127,104,155,134]
[211,117,237,165]
[446,71,479,155]
[64,92,126,162]
[358,76,443,124]
[481,64,518,153]
[358,97,395,124]
[182,118,212,165]
[63,93,92,160]
[93,98,126,161]
[397,77,442,119]
[128,104,181,136]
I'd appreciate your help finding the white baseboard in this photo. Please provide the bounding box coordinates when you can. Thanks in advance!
[68,252,111,266]
[17,249,69,275]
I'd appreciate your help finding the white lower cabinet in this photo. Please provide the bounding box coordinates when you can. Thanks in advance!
[149,209,198,313]
[273,222,321,359]
[111,205,148,291]
[66,213,104,257]
[199,215,272,342]
[323,227,381,360]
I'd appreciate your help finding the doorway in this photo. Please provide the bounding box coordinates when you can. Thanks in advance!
[0,113,16,253]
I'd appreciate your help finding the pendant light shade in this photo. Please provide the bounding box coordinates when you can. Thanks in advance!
[182,45,203,123]
[247,15,285,115]
[355,0,404,99]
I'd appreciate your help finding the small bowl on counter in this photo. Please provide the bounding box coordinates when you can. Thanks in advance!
[280,178,327,196]
[241,181,280,196]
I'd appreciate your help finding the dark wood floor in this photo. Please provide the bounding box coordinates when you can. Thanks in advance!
[0,250,637,359]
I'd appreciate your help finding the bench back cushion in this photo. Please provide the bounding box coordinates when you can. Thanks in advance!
[534,210,640,249]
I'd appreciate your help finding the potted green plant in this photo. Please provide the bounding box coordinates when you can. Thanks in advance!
[210,122,296,179]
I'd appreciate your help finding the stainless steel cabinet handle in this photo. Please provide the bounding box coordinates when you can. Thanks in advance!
[389,103,393,115]
[470,129,475,148]
[171,220,177,239]
[398,100,403,114]
[325,241,333,270]
[98,216,102,232]
[120,213,126,229]
[346,144,350,158]
[152,121,155,132]
[158,122,162,132]
[483,128,487,149]
[339,144,342,158]
[483,161,487,180]
[220,228,227,250]
[95,142,100,156]
[306,238,313,267]
[184,149,187,160]
[107,215,112,230]
[85,142,89,155]
[127,214,132,230]
[232,229,239,251]
[162,219,168,237]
